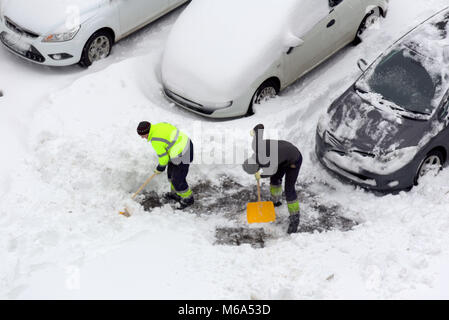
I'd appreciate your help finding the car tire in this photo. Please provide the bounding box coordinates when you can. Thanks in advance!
[414,150,444,185]
[79,30,113,68]
[247,79,279,116]
[353,8,381,45]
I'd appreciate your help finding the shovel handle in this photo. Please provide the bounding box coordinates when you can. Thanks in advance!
[131,173,158,200]
[256,178,261,202]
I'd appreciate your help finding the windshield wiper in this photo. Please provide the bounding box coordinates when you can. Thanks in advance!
[356,90,431,119]
[353,83,367,94]
[405,109,430,116]
[384,102,406,112]
[382,99,431,117]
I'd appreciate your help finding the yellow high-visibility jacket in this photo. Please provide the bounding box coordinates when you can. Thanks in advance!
[147,123,189,169]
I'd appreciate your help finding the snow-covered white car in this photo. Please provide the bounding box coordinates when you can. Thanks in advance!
[0,0,188,67]
[162,0,389,118]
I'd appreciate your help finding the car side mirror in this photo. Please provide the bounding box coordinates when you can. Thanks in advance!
[357,58,368,72]
[284,34,304,55]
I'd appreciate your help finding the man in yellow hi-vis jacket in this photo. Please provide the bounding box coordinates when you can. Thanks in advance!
[137,121,194,209]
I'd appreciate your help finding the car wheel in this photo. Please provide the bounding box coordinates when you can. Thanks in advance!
[414,150,444,185]
[247,80,279,115]
[79,30,113,68]
[353,8,381,45]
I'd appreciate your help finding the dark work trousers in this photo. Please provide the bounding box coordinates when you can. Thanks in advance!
[269,156,302,203]
[167,141,194,194]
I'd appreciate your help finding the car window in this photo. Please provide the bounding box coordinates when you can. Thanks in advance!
[360,49,438,115]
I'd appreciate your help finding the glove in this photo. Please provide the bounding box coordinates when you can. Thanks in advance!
[250,129,255,137]
[255,171,261,180]
[154,165,166,174]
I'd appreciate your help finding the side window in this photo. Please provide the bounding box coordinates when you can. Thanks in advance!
[329,0,344,8]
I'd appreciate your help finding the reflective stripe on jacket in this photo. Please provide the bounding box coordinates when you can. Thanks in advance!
[147,123,189,167]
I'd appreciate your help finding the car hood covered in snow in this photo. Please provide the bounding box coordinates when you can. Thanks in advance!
[161,0,329,103]
[2,0,106,35]
[325,88,432,156]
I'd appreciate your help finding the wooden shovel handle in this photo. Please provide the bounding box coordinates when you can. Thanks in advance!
[256,178,261,202]
[131,173,158,200]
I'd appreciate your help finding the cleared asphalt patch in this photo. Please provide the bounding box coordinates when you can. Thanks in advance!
[140,177,358,248]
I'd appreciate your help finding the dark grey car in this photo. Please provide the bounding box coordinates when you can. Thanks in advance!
[316,8,449,192]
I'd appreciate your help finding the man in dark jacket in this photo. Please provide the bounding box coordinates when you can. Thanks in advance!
[243,124,302,234]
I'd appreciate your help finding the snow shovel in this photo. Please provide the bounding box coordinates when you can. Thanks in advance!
[119,173,158,217]
[247,177,276,224]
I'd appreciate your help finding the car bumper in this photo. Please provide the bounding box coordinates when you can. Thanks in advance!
[0,19,83,66]
[315,131,414,192]
[162,84,252,119]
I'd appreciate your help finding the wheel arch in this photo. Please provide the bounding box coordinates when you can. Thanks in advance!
[363,5,382,19]
[263,77,281,93]
[247,77,281,116]
[428,146,447,164]
[92,27,116,44]
[79,27,116,67]
[413,146,447,185]
[378,6,386,18]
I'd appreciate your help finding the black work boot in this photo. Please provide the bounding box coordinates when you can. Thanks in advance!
[178,197,194,210]
[287,214,300,234]
[163,192,181,202]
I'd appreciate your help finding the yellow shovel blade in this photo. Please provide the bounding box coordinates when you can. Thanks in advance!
[247,201,276,224]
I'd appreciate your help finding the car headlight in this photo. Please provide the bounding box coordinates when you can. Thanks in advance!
[374,147,418,173]
[42,25,80,42]
[379,149,407,163]
[317,115,328,138]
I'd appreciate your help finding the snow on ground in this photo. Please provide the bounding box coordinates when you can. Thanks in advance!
[1,0,449,299]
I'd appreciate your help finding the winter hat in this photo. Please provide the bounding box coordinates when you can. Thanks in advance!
[251,123,265,152]
[242,157,260,175]
[137,121,151,135]
[253,124,264,133]
[251,124,264,137]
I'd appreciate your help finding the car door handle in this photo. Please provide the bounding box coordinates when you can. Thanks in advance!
[327,19,336,28]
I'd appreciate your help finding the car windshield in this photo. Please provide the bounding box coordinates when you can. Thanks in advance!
[356,48,439,115]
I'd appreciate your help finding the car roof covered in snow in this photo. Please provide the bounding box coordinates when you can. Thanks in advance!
[161,0,330,103]
[364,7,449,111]
[401,9,449,62]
